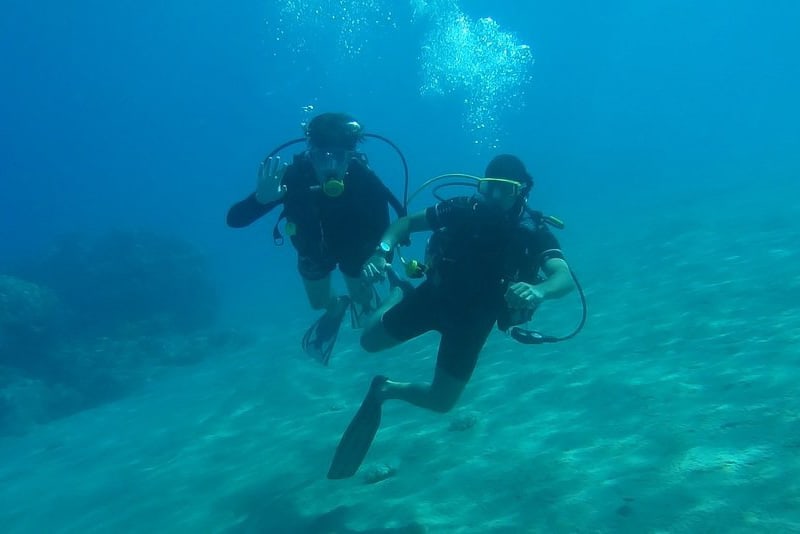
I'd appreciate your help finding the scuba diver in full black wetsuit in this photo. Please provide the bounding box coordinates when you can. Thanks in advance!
[227,112,407,364]
[327,154,585,479]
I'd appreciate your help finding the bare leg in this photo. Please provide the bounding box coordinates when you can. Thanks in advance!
[367,315,489,413]
[378,366,466,413]
[302,275,335,310]
[360,287,406,351]
[344,274,378,328]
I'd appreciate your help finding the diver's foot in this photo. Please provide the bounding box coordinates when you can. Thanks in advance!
[301,295,351,365]
[370,374,389,403]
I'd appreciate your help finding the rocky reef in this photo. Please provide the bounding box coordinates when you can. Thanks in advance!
[0,230,242,436]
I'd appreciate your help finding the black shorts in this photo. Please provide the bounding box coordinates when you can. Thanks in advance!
[291,234,372,281]
[381,281,497,382]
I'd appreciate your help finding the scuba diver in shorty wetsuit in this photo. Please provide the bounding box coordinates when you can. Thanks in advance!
[227,112,406,365]
[327,154,582,479]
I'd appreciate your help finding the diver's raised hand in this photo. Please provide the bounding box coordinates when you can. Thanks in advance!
[361,254,388,283]
[255,156,288,204]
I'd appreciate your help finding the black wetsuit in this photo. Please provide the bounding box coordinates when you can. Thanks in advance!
[228,154,394,280]
[382,196,564,382]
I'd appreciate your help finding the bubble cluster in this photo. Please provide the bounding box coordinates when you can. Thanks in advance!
[419,9,534,147]
[273,0,396,58]
[269,0,535,148]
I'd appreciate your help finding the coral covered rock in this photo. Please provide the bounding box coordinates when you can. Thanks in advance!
[0,274,64,374]
[17,230,219,336]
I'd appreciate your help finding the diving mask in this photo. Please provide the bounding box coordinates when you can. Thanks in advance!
[477,178,524,200]
[309,147,353,197]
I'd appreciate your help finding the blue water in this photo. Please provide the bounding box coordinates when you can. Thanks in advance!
[1,1,799,532]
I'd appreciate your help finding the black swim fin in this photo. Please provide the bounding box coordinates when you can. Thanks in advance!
[350,285,381,329]
[302,295,351,366]
[327,375,387,479]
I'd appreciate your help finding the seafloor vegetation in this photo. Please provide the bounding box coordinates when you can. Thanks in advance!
[0,230,247,435]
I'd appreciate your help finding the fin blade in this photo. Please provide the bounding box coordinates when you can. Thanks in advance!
[301,296,351,365]
[327,376,386,479]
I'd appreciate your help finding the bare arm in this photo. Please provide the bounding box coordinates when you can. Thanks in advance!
[377,210,431,250]
[362,210,431,280]
[536,258,574,300]
[506,256,574,309]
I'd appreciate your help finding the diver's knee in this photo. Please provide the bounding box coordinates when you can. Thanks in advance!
[429,371,466,413]
[360,335,380,353]
[361,320,401,353]
[360,329,382,353]
[430,393,460,413]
